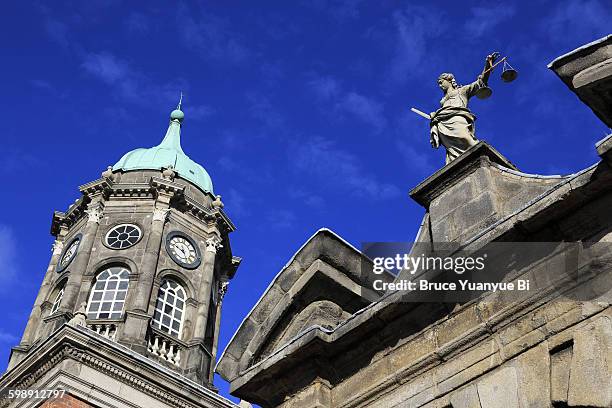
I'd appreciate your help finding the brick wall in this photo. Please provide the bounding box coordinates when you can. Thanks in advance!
[39,394,94,408]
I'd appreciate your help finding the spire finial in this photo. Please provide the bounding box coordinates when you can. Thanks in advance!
[170,92,185,122]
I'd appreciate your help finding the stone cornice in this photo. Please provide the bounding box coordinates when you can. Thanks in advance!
[150,176,185,196]
[180,195,236,234]
[111,182,155,198]
[0,325,238,408]
[79,177,114,198]
[50,199,87,236]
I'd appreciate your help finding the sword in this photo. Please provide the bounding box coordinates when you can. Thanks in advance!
[410,107,431,120]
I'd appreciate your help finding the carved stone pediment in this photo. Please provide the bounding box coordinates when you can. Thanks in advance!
[216,229,394,384]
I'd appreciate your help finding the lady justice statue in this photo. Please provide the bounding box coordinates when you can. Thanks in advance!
[413,52,503,164]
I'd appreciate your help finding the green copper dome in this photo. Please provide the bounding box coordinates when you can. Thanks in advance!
[113,108,214,194]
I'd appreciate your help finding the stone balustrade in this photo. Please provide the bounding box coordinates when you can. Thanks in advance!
[146,328,182,367]
[87,322,117,341]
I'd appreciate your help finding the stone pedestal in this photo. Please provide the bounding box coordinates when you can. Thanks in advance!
[409,142,518,243]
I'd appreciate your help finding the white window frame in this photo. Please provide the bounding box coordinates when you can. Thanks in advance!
[50,286,65,315]
[152,279,186,338]
[86,267,130,320]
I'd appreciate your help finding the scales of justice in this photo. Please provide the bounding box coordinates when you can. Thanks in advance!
[411,52,518,164]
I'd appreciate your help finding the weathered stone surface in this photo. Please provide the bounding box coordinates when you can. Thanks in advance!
[515,343,550,408]
[550,342,572,405]
[476,366,520,408]
[279,379,331,408]
[449,384,481,408]
[567,316,612,407]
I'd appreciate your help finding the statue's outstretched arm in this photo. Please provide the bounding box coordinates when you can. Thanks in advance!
[480,52,500,85]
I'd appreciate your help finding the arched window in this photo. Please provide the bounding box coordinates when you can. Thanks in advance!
[50,284,65,315]
[152,279,186,337]
[86,267,129,319]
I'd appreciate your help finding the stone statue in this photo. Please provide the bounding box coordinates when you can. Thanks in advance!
[429,52,500,164]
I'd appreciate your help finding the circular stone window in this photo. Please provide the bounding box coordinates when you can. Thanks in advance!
[105,224,142,249]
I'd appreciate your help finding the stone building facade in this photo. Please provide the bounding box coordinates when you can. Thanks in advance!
[216,36,612,407]
[2,35,612,408]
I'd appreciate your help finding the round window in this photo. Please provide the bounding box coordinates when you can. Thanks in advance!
[105,224,142,249]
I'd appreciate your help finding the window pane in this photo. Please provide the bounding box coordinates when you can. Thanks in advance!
[116,291,126,301]
[107,280,117,290]
[118,281,128,290]
[162,315,170,326]
[101,302,111,312]
[92,292,102,301]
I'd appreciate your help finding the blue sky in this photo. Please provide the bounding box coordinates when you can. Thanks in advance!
[1,0,610,402]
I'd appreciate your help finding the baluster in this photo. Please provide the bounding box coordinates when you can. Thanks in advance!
[167,344,175,362]
[152,336,160,355]
[175,348,181,366]
[160,339,167,359]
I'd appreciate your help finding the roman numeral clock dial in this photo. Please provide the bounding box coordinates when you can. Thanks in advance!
[165,232,201,269]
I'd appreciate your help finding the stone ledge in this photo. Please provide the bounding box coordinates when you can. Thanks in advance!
[596,133,612,162]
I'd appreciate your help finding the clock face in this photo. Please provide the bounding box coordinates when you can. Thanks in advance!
[166,233,201,268]
[57,236,80,272]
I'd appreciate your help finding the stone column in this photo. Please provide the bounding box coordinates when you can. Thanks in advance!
[133,202,170,313]
[208,280,229,382]
[20,226,69,346]
[61,198,104,314]
[120,197,170,352]
[193,236,222,340]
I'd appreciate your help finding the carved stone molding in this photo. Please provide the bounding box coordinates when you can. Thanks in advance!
[206,237,223,254]
[152,208,170,222]
[218,281,229,302]
[3,327,235,408]
[85,206,104,224]
[162,165,177,181]
[51,239,64,255]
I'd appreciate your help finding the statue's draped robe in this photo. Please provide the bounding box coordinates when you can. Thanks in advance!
[430,81,481,164]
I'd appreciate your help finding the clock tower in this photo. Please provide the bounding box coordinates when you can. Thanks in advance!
[3,104,241,407]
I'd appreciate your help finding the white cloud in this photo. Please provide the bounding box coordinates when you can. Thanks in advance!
[82,52,129,85]
[0,329,18,344]
[225,188,249,218]
[308,76,341,100]
[308,74,386,131]
[336,92,386,131]
[81,52,212,118]
[389,6,447,85]
[177,5,250,64]
[0,225,18,291]
[267,210,297,230]
[546,0,611,42]
[290,136,400,200]
[464,5,515,37]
